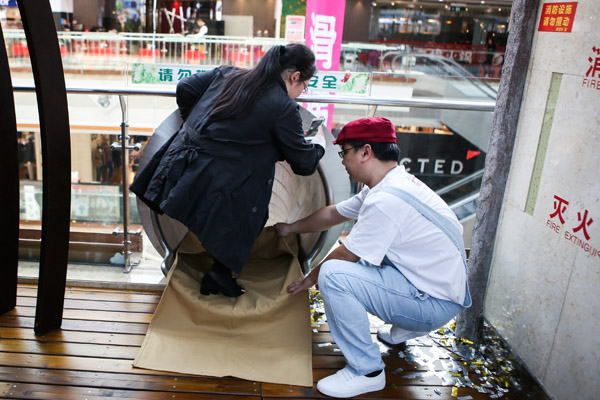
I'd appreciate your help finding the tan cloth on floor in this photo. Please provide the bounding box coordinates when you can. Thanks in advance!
[133,229,313,386]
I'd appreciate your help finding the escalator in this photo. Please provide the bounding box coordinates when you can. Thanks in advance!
[379,51,496,245]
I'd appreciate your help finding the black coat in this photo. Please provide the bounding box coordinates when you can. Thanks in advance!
[130,66,324,273]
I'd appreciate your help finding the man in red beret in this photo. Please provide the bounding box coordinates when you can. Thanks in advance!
[273,117,471,398]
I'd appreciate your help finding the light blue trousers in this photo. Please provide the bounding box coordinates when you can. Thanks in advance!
[318,258,465,376]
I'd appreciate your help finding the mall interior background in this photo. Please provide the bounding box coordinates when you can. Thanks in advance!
[5,1,598,399]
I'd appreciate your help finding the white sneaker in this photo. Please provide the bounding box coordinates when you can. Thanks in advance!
[316,367,385,398]
[377,324,423,348]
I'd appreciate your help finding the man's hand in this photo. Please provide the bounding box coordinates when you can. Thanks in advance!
[287,273,318,295]
[269,222,295,237]
[287,244,358,296]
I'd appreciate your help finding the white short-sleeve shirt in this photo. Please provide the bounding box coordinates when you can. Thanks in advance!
[336,166,466,304]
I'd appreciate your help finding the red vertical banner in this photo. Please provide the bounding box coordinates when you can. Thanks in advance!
[304,0,346,131]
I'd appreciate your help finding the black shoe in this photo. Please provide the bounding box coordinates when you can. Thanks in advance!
[199,273,220,295]
[200,270,244,298]
[377,334,407,351]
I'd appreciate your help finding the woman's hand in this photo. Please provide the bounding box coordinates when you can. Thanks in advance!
[269,222,295,237]
[287,273,318,295]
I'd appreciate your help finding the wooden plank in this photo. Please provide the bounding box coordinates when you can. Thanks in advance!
[17,286,162,304]
[312,355,451,371]
[262,382,498,399]
[0,382,12,398]
[0,327,145,346]
[0,315,150,335]
[6,307,153,324]
[3,284,522,400]
[0,367,261,396]
[0,340,140,360]
[0,382,260,399]
[0,352,178,376]
[17,297,158,313]
[312,341,450,361]
[312,368,458,386]
[0,352,455,379]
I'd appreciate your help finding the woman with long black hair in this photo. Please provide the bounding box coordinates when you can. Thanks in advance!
[131,44,325,297]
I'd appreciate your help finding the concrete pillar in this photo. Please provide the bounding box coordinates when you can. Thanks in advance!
[455,0,541,341]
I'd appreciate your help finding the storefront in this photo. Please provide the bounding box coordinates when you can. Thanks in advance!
[369,0,511,77]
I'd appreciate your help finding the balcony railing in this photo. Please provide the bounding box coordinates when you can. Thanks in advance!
[4,29,503,77]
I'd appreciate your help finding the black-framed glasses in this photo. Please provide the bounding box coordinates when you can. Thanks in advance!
[338,145,363,159]
[302,81,308,93]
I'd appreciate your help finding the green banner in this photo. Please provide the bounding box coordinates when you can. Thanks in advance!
[131,63,217,85]
[131,63,370,95]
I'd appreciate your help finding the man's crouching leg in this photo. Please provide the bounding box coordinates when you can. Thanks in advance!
[316,259,386,398]
[316,259,465,398]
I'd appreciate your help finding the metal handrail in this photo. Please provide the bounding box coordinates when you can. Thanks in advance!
[385,52,497,100]
[436,169,485,196]
[434,56,498,99]
[3,29,392,50]
[12,84,496,111]
[449,192,480,212]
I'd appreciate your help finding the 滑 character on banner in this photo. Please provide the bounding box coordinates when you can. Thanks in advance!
[309,13,337,70]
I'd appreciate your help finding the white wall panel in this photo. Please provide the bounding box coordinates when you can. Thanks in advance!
[484,1,600,399]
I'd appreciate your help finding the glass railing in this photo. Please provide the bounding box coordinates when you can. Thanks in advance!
[4,29,504,78]
[19,180,141,224]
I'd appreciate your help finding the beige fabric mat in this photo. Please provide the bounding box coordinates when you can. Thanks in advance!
[133,229,313,387]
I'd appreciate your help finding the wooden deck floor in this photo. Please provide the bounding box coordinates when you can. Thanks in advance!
[0,283,516,399]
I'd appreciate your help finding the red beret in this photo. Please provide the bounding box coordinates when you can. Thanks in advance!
[333,117,396,144]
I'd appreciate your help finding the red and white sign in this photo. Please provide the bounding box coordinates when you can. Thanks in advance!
[304,0,346,131]
[546,194,599,258]
[582,46,600,92]
[285,15,305,43]
[305,0,345,71]
[538,2,577,33]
